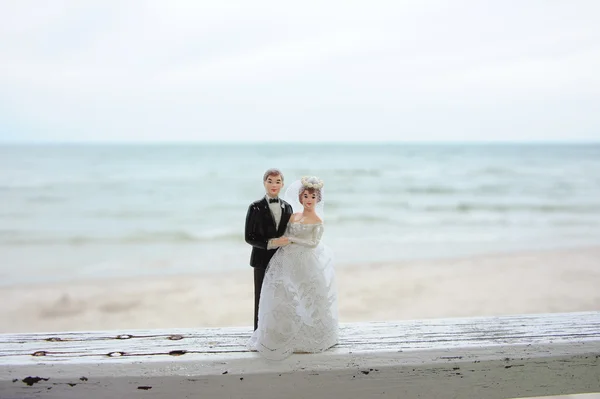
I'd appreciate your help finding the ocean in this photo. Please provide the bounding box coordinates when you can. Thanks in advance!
[1,143,599,286]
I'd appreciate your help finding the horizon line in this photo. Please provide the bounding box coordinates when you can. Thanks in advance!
[1,139,600,146]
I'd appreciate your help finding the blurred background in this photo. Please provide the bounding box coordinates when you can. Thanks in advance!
[1,1,599,335]
[1,143,600,286]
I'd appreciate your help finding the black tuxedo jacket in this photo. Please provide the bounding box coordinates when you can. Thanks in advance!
[245,197,293,269]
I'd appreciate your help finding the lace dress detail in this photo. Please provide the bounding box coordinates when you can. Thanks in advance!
[248,222,338,360]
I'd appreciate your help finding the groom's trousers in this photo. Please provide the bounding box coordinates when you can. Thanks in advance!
[253,267,266,331]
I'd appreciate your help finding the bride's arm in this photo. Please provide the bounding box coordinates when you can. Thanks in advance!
[266,221,293,249]
[289,224,324,248]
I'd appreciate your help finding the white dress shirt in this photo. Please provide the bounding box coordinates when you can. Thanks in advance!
[265,195,282,230]
[266,195,283,250]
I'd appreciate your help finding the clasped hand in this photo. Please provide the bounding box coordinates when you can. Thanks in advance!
[272,236,290,246]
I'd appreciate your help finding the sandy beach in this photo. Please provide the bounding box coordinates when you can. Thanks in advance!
[1,246,599,334]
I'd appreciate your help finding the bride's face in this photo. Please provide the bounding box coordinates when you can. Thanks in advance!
[300,189,318,210]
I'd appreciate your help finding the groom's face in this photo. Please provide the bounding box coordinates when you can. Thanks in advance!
[264,174,283,197]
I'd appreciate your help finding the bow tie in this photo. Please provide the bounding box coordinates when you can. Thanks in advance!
[269,198,279,203]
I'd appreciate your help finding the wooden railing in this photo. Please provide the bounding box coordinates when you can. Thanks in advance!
[1,311,599,399]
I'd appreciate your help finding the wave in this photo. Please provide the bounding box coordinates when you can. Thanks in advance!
[322,214,600,226]
[88,210,175,219]
[327,214,391,224]
[123,230,241,243]
[403,186,458,194]
[421,203,600,214]
[0,229,242,246]
[476,167,518,176]
[387,186,460,195]
[23,195,66,204]
[338,185,512,196]
[330,168,382,177]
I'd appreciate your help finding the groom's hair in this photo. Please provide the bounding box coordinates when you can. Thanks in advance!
[263,168,284,182]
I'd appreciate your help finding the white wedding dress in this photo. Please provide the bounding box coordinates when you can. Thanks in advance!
[248,221,338,360]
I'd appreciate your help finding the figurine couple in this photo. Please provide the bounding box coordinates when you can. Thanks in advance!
[245,168,338,360]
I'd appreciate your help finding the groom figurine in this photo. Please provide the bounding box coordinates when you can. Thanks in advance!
[245,168,293,330]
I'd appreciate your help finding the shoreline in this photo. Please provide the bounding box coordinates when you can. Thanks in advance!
[1,245,599,333]
[3,242,599,289]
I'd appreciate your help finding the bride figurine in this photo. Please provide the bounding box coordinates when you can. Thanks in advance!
[248,176,338,360]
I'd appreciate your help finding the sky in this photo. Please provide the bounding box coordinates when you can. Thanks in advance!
[1,0,599,143]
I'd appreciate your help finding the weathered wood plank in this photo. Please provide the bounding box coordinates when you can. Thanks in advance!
[1,312,599,399]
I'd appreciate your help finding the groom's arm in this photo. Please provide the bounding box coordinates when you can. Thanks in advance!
[245,204,269,250]
[245,203,288,250]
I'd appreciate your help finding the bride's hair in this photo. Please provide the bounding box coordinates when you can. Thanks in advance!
[298,187,322,203]
[298,176,324,203]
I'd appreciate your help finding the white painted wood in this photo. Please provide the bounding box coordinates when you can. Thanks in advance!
[1,312,599,399]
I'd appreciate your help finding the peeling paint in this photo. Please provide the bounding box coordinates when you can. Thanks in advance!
[22,376,49,386]
[1,312,598,398]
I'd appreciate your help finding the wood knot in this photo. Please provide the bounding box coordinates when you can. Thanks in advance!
[115,334,133,340]
[107,352,125,357]
[169,350,187,356]
[45,337,63,342]
[32,351,47,357]
[168,334,184,341]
